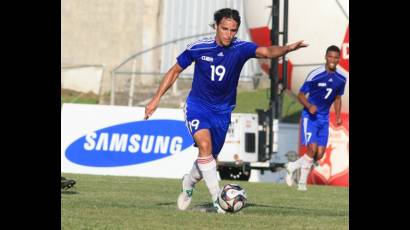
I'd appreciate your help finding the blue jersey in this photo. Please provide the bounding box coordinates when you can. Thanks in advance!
[299,66,347,117]
[177,37,258,113]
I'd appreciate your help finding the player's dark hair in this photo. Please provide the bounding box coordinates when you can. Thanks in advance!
[213,8,241,27]
[326,45,340,54]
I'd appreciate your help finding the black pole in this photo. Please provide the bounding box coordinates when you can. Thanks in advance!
[282,0,288,90]
[269,0,280,157]
[277,0,289,122]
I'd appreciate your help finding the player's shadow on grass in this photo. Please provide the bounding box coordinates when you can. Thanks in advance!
[157,202,344,216]
[156,202,214,213]
[192,202,217,213]
[61,190,78,195]
[246,203,274,208]
[157,202,273,210]
[157,202,217,212]
[158,202,310,215]
[157,202,175,206]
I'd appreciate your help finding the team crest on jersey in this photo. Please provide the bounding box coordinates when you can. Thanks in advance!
[318,82,327,87]
[201,56,214,62]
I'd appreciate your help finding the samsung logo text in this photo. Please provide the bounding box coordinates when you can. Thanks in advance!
[65,120,193,167]
[83,133,183,154]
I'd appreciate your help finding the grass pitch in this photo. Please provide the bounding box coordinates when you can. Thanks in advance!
[61,173,348,230]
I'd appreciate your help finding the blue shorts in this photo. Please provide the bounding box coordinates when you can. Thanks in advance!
[300,110,329,147]
[184,102,231,158]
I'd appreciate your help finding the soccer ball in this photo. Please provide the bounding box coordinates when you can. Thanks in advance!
[217,184,247,213]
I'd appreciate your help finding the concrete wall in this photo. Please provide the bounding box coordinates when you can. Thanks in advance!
[61,65,103,94]
[61,0,162,100]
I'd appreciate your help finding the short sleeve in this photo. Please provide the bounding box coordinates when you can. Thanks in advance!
[240,42,258,60]
[176,49,194,69]
[300,69,319,93]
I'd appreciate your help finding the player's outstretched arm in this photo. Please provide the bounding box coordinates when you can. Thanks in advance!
[255,40,308,59]
[144,63,184,120]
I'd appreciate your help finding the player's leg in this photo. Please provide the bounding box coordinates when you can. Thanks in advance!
[298,117,329,191]
[296,114,317,190]
[193,128,226,214]
[177,161,202,210]
[182,104,204,189]
[183,161,202,190]
[207,115,230,213]
[286,114,316,187]
[177,107,209,210]
[313,145,326,162]
[297,143,316,191]
[193,128,220,200]
[297,120,329,191]
[287,114,316,173]
[315,120,330,162]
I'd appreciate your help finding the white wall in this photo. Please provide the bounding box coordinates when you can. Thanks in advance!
[61,66,103,94]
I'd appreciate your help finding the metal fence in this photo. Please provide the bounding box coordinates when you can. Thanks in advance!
[110,0,263,106]
[110,34,262,107]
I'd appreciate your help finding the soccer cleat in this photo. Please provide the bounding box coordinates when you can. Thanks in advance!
[285,162,294,187]
[177,174,194,210]
[213,200,226,214]
[297,183,307,191]
[61,176,76,190]
[177,188,193,210]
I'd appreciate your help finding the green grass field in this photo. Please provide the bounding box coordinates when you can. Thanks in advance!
[234,89,303,123]
[61,173,348,230]
[61,89,99,105]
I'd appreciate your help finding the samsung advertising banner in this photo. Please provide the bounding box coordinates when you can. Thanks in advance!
[61,104,197,178]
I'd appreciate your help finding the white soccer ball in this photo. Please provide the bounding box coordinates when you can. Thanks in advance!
[217,183,247,213]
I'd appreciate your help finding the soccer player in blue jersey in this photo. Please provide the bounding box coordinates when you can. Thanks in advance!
[144,8,307,212]
[285,45,346,191]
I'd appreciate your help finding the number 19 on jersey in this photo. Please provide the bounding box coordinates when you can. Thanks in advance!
[210,65,226,81]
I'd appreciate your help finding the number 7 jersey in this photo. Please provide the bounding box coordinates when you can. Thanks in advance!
[299,65,347,117]
[177,37,258,113]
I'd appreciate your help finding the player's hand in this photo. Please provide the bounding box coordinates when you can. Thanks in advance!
[336,117,343,126]
[288,40,309,52]
[308,104,317,115]
[144,98,159,120]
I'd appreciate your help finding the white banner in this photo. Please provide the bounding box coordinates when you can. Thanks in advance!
[61,103,197,178]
